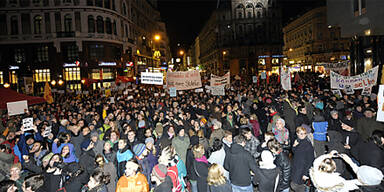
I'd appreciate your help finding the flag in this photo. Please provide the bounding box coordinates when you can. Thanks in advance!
[281,68,292,91]
[44,82,53,104]
[277,73,280,83]
[294,73,301,83]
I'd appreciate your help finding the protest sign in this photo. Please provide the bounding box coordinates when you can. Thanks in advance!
[210,72,230,86]
[161,93,166,97]
[42,126,52,137]
[127,96,134,100]
[330,66,378,90]
[22,118,34,131]
[141,72,163,85]
[83,91,89,95]
[210,85,225,96]
[261,72,267,79]
[195,88,204,93]
[110,97,115,103]
[318,61,349,72]
[7,100,28,116]
[281,68,292,91]
[166,70,202,90]
[170,87,177,97]
[24,77,34,94]
[332,89,342,97]
[76,90,82,95]
[361,87,372,96]
[154,93,159,97]
[377,85,384,122]
[252,76,257,83]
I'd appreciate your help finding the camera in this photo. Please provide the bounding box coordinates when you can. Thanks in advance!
[53,162,66,169]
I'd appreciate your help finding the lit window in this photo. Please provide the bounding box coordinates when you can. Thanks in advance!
[34,69,51,82]
[64,67,80,81]
[37,46,49,62]
[0,71,3,84]
[34,15,42,34]
[10,71,18,84]
[14,48,25,63]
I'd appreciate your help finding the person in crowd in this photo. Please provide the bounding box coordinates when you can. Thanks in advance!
[186,136,200,192]
[272,118,290,150]
[116,139,134,178]
[268,139,291,192]
[159,145,187,192]
[224,135,258,192]
[221,130,232,153]
[81,168,109,192]
[340,118,361,155]
[95,154,117,192]
[267,105,281,132]
[327,110,342,132]
[116,159,149,192]
[291,126,315,192]
[172,126,190,164]
[258,132,274,152]
[207,163,232,192]
[8,163,24,191]
[249,114,261,138]
[356,108,384,142]
[253,150,281,192]
[0,144,14,182]
[0,180,17,192]
[208,139,229,180]
[133,143,156,189]
[351,130,384,171]
[102,141,116,166]
[241,127,261,159]
[22,174,45,192]
[295,106,311,128]
[151,164,173,192]
[209,119,225,148]
[190,144,209,192]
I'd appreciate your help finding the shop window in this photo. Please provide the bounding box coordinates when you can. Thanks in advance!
[10,71,17,84]
[34,69,50,82]
[37,46,49,62]
[68,83,81,90]
[0,71,3,84]
[64,67,80,81]
[14,48,26,63]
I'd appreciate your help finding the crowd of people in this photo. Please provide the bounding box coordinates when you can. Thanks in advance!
[0,72,383,192]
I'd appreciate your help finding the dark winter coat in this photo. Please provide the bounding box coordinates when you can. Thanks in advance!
[154,176,173,192]
[351,140,384,171]
[356,117,384,142]
[208,180,232,192]
[79,149,96,175]
[224,143,258,187]
[291,138,314,185]
[274,151,291,191]
[190,159,209,192]
[253,166,280,192]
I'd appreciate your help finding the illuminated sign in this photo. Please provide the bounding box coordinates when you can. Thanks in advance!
[63,61,80,67]
[9,65,19,70]
[272,55,285,58]
[99,62,116,66]
[126,62,134,67]
[258,55,270,58]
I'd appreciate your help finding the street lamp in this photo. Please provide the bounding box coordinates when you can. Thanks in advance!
[179,50,184,56]
[3,83,10,88]
[223,51,227,55]
[154,34,161,41]
[51,80,56,86]
[58,80,64,86]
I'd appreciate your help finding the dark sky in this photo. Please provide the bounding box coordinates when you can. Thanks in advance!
[157,0,325,55]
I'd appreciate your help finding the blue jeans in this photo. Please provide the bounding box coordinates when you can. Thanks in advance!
[231,184,253,192]
[190,180,198,192]
[281,188,290,192]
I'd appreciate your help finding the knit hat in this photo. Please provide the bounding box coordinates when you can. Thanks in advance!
[133,143,146,157]
[91,131,99,138]
[145,137,154,144]
[152,164,168,181]
[340,118,355,128]
[357,165,384,186]
[330,110,338,115]
[259,150,276,169]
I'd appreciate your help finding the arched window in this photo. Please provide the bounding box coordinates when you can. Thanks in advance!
[237,4,244,9]
[105,18,112,34]
[238,12,243,19]
[122,3,127,15]
[34,15,42,34]
[88,16,95,33]
[64,14,72,32]
[257,11,261,18]
[95,0,102,7]
[96,16,104,33]
[256,3,263,8]
[247,11,252,18]
[10,16,18,35]
[124,24,128,37]
[246,4,253,8]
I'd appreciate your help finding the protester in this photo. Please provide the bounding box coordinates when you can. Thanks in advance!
[253,150,281,192]
[116,159,149,192]
[268,139,291,192]
[151,164,172,192]
[80,168,109,192]
[207,163,232,192]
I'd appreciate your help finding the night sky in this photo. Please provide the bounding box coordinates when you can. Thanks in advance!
[157,0,325,55]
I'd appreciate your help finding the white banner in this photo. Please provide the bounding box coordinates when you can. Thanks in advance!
[210,72,230,87]
[7,100,28,116]
[141,72,163,85]
[166,70,202,90]
[280,68,292,91]
[210,85,225,96]
[331,66,379,90]
[377,85,384,122]
[170,87,177,97]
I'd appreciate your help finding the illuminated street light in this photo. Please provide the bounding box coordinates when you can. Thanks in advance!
[154,34,161,41]
[58,80,64,86]
[179,50,184,55]
[223,51,227,55]
[51,80,56,86]
[289,48,293,52]
[3,83,10,88]
[81,79,86,84]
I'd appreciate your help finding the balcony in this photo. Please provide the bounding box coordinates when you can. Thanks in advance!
[56,31,75,38]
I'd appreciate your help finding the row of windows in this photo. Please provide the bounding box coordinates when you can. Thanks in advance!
[87,15,117,35]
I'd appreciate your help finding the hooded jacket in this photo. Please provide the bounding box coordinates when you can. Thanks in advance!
[116,146,133,178]
[116,173,149,192]
[224,143,258,186]
[274,151,291,191]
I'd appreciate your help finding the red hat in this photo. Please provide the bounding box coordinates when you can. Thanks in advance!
[152,164,167,180]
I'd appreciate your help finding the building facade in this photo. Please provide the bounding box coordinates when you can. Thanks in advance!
[283,6,350,72]
[327,0,384,75]
[191,0,283,76]
[0,0,170,93]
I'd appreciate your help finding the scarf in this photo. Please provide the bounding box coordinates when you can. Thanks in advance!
[195,156,209,164]
[285,98,298,115]
[273,127,289,144]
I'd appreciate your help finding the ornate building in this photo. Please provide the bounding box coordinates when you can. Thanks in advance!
[283,6,350,72]
[192,0,283,76]
[0,0,170,92]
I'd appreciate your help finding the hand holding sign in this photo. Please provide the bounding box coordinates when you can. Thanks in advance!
[22,118,34,132]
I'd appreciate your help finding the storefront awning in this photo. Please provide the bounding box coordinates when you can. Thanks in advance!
[0,88,46,110]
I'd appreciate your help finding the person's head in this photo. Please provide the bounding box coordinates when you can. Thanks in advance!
[158,146,176,165]
[125,159,140,177]
[197,129,205,139]
[318,158,336,173]
[87,168,110,189]
[340,119,354,131]
[30,141,43,154]
[151,164,168,184]
[234,135,246,147]
[364,108,374,118]
[330,110,338,120]
[264,132,275,142]
[296,126,307,140]
[275,118,285,130]
[207,163,227,186]
[268,139,282,154]
[298,106,306,114]
[178,128,185,137]
[223,130,232,144]
[103,141,113,152]
[22,174,44,192]
[118,139,127,150]
[25,135,35,146]
[144,128,152,138]
[212,139,223,152]
[0,180,17,192]
[82,127,90,136]
[61,145,70,158]
[127,130,136,141]
[90,132,98,143]
[371,130,384,148]
[95,154,105,168]
[9,163,21,179]
[192,144,205,159]
[241,127,253,140]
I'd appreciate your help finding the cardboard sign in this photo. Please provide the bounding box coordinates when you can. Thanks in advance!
[281,68,292,91]
[141,72,163,85]
[161,93,166,97]
[195,88,204,93]
[110,97,115,103]
[210,72,230,86]
[166,70,202,90]
[170,87,177,97]
[7,100,28,116]
[332,89,342,97]
[83,91,89,95]
[154,93,159,97]
[22,118,34,131]
[211,85,225,96]
[261,72,267,79]
[361,87,372,96]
